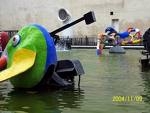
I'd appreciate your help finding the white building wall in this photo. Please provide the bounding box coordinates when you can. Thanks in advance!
[0,0,150,36]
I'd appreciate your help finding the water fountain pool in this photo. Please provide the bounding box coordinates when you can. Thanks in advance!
[0,49,150,113]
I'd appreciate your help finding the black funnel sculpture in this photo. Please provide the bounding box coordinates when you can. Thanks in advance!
[140,28,150,69]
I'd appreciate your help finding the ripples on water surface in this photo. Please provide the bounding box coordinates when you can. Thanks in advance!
[0,49,150,113]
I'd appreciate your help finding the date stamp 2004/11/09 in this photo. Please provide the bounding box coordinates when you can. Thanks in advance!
[112,96,143,102]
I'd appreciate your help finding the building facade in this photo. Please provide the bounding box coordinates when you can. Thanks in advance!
[0,0,150,36]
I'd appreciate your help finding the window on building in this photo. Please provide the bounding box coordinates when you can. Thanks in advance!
[111,19,119,32]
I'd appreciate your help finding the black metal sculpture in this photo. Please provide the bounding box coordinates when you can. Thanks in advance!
[140,28,150,69]
[48,11,96,88]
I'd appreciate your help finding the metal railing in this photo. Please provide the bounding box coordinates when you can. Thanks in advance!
[69,36,97,46]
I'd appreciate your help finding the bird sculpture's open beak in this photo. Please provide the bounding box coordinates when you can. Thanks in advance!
[0,48,36,82]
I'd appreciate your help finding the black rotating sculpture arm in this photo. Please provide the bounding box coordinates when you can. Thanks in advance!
[50,11,96,44]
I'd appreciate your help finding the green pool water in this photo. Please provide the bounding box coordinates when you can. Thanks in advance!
[0,49,150,113]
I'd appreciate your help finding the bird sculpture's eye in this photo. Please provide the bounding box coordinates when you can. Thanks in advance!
[12,35,20,47]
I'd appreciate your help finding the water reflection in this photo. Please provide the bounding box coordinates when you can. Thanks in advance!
[141,70,150,103]
[0,82,84,113]
[139,70,150,113]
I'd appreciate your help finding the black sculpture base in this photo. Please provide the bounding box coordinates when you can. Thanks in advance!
[139,50,150,70]
[33,60,84,90]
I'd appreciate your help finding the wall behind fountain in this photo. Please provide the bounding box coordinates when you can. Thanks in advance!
[0,0,150,36]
